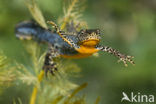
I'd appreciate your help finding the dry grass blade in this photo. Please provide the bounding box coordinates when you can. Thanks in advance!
[61,0,78,30]
[25,0,48,29]
[0,52,16,87]
[0,54,7,68]
[51,96,63,104]
[16,62,39,88]
[94,96,100,104]
[64,83,88,104]
[60,0,86,30]
[13,98,23,104]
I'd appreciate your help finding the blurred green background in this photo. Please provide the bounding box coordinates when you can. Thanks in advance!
[0,0,156,104]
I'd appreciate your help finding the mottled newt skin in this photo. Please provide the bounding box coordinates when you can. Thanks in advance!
[15,20,134,75]
[15,21,99,58]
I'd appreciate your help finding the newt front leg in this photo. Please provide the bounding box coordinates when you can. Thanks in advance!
[97,46,135,66]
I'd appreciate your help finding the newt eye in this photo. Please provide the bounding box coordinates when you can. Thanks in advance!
[79,29,85,35]
[96,29,100,34]
[81,31,84,35]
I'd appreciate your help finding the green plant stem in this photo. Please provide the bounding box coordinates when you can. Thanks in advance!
[30,70,44,104]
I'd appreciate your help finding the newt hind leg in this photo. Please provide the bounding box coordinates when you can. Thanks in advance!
[43,46,60,76]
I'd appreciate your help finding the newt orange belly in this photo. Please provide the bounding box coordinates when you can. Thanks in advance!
[61,45,99,59]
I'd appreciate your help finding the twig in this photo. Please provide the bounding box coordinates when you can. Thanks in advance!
[30,70,44,104]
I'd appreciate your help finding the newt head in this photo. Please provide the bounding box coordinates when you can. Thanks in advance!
[78,29,100,46]
[76,29,101,54]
